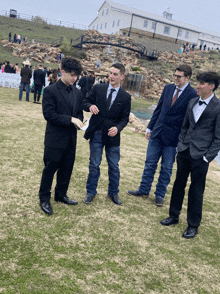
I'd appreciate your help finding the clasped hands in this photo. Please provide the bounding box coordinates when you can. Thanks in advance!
[89,105,118,137]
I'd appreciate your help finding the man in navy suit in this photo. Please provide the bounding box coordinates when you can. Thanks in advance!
[83,63,131,205]
[39,58,84,215]
[127,64,197,206]
[161,71,220,238]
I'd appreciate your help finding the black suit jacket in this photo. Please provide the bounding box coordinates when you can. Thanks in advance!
[178,95,220,162]
[83,83,131,147]
[42,79,83,149]
[34,69,45,86]
[20,66,32,84]
[148,83,197,147]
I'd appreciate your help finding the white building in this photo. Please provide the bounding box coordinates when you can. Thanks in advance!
[89,1,220,49]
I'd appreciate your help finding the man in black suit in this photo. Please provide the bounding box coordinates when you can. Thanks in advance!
[39,58,84,215]
[161,71,220,238]
[127,65,197,206]
[83,63,131,205]
[78,71,89,99]
[19,60,32,101]
[33,64,45,103]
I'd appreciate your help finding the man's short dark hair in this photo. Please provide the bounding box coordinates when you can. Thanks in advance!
[61,58,82,76]
[175,64,192,78]
[196,71,220,91]
[111,63,125,75]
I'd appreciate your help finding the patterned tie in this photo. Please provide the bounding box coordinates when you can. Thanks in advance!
[171,88,181,106]
[106,88,116,109]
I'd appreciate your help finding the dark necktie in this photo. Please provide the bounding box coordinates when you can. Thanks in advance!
[106,88,116,109]
[199,100,207,106]
[171,88,181,106]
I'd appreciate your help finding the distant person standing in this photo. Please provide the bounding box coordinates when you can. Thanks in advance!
[17,34,21,44]
[4,61,11,73]
[78,72,89,99]
[48,69,59,85]
[9,32,11,42]
[33,64,45,103]
[13,34,17,43]
[19,60,32,102]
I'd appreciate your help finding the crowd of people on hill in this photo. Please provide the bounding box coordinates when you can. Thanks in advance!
[179,42,220,54]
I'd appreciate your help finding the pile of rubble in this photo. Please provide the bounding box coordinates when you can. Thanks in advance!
[1,40,60,63]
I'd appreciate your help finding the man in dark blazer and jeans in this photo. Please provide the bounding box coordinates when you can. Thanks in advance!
[127,65,197,206]
[39,58,83,215]
[83,63,131,205]
[161,71,220,238]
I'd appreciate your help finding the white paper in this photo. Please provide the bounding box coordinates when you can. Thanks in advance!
[81,117,90,131]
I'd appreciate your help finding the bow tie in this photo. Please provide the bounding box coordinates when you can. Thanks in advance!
[198,100,207,106]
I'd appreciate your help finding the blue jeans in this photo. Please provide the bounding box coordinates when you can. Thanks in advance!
[86,131,120,197]
[139,137,177,199]
[19,83,30,101]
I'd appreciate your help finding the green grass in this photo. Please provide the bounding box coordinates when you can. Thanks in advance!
[0,87,220,293]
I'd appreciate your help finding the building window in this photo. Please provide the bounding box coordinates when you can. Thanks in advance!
[106,9,109,15]
[96,24,99,30]
[185,31,189,38]
[102,10,104,16]
[164,26,171,35]
[151,21,156,30]
[117,19,120,26]
[144,20,148,28]
[105,22,107,29]
[178,29,182,37]
[100,24,102,29]
[93,25,95,30]
[112,21,115,27]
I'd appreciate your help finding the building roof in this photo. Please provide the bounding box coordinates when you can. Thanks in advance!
[95,0,220,38]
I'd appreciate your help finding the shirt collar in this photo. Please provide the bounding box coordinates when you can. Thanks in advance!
[108,84,120,94]
[60,79,72,92]
[176,82,189,92]
[199,93,214,105]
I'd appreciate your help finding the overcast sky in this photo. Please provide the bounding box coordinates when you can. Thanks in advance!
[1,0,220,35]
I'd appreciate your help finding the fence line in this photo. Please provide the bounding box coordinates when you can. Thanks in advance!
[1,10,87,31]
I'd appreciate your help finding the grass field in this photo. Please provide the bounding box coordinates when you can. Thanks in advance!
[0,87,220,294]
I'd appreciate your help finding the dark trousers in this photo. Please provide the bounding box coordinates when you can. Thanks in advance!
[169,148,209,228]
[34,84,43,102]
[39,144,76,202]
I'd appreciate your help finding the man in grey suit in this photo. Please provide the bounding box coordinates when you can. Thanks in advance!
[161,71,220,238]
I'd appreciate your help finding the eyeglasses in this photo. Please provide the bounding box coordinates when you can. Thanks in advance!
[173,74,185,79]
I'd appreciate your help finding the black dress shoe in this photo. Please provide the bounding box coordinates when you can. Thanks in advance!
[126,190,149,198]
[40,201,53,215]
[108,195,122,205]
[160,216,179,226]
[182,227,198,239]
[83,194,94,204]
[54,195,78,205]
